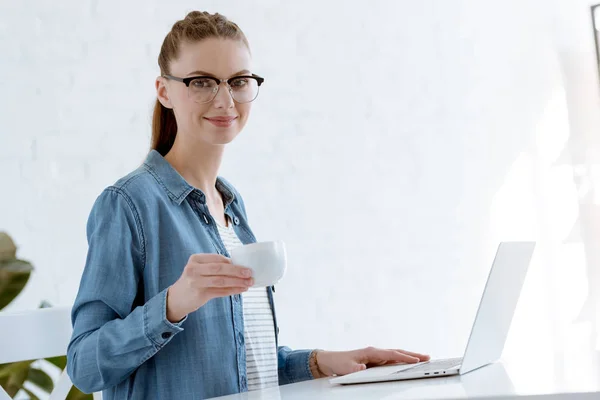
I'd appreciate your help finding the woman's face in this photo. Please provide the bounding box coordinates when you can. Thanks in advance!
[157,38,254,146]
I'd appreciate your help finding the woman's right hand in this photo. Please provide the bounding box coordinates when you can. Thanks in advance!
[166,253,254,322]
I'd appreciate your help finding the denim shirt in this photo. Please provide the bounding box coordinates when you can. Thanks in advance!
[67,150,314,399]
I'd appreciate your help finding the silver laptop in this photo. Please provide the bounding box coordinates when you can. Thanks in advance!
[330,241,536,385]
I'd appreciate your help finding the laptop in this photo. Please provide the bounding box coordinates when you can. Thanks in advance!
[330,241,536,385]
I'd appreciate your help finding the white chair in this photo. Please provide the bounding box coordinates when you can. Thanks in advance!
[0,307,101,400]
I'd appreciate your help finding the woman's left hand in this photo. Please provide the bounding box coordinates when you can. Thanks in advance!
[316,347,431,377]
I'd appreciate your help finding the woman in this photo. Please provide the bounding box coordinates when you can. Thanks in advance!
[66,11,429,399]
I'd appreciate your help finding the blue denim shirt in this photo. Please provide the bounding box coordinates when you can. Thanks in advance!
[67,150,314,399]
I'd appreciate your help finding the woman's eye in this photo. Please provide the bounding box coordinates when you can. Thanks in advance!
[191,79,214,88]
[231,79,248,88]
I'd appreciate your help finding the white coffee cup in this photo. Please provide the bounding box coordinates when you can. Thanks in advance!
[229,240,287,287]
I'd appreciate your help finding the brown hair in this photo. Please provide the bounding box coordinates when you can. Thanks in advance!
[151,11,250,156]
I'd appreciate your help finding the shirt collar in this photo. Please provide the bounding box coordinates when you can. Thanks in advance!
[143,150,235,206]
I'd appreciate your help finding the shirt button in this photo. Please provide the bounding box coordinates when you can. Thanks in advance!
[233,216,240,225]
[241,376,247,386]
[161,332,172,340]
[237,332,244,344]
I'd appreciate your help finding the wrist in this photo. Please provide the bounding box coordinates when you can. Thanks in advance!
[166,283,188,323]
[310,350,329,378]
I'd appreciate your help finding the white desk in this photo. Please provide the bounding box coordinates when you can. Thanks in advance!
[210,357,600,400]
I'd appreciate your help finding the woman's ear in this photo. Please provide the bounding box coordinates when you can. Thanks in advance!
[156,77,173,109]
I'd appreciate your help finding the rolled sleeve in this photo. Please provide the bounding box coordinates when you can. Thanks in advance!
[277,346,314,385]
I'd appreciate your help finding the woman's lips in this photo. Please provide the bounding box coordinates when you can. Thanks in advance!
[204,116,237,127]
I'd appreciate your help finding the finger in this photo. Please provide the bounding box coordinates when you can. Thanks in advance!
[354,364,367,373]
[195,263,253,278]
[366,356,416,368]
[371,360,389,366]
[208,286,249,298]
[391,351,421,363]
[390,349,431,361]
[380,359,410,366]
[190,253,232,264]
[368,348,420,364]
[203,276,254,288]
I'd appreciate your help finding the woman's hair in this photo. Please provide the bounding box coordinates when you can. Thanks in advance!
[151,11,250,156]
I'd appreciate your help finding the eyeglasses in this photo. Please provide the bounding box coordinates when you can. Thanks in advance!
[162,74,264,104]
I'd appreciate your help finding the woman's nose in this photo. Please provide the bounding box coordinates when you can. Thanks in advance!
[212,83,235,108]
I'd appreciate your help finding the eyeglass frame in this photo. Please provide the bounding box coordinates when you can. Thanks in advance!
[162,73,265,104]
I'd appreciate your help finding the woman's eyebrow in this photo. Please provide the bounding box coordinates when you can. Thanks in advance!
[186,69,251,77]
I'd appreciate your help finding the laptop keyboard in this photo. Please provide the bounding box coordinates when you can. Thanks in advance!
[393,357,463,374]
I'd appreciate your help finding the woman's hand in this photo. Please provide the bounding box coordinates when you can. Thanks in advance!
[316,347,430,377]
[166,253,254,322]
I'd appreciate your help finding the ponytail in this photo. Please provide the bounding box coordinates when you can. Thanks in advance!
[151,99,177,156]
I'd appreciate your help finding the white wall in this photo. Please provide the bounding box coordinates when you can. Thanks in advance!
[1,0,598,372]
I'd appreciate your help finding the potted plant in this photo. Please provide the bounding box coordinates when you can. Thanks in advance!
[0,232,90,399]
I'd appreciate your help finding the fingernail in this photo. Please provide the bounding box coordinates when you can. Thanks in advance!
[243,269,251,277]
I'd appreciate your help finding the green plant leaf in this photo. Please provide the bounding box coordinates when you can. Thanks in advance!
[46,356,67,370]
[0,232,17,262]
[0,268,31,310]
[0,360,33,379]
[0,376,7,394]
[22,387,41,400]
[3,361,29,397]
[67,385,93,400]
[0,363,13,378]
[0,258,34,272]
[27,367,54,393]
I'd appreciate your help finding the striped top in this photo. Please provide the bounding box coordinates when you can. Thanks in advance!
[216,218,279,391]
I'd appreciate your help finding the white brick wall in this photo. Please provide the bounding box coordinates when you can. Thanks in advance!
[1,0,594,363]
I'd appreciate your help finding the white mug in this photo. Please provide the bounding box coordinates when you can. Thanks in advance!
[229,241,287,287]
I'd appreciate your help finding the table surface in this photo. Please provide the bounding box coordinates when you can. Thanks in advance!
[210,355,600,400]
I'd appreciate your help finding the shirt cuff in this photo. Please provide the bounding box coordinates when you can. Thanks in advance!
[290,349,315,383]
[143,287,187,347]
